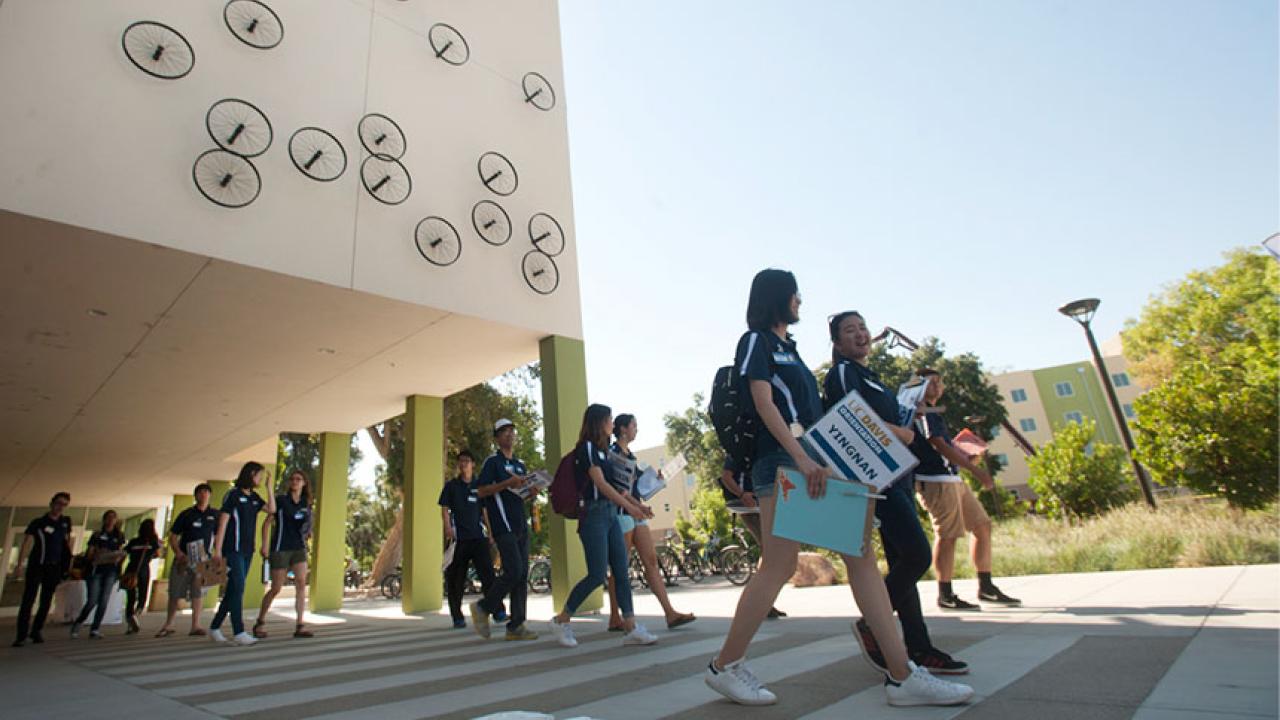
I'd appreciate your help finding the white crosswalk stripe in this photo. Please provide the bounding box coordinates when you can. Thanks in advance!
[559,634,860,720]
[64,625,414,667]
[277,632,768,717]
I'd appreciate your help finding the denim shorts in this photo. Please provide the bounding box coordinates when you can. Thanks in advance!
[751,442,823,499]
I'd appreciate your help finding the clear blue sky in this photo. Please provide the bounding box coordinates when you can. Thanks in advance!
[555,0,1278,447]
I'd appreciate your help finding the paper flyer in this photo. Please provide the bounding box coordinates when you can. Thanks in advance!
[513,469,552,499]
[634,467,667,500]
[661,453,687,479]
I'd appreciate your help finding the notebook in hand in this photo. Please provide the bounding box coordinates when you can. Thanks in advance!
[771,467,879,557]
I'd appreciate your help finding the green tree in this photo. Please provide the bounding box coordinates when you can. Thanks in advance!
[1027,419,1136,519]
[673,486,732,546]
[1122,248,1278,386]
[662,394,724,492]
[1122,248,1279,509]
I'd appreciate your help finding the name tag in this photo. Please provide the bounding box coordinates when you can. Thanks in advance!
[238,497,247,503]
[467,495,477,503]
[193,521,203,528]
[773,352,798,364]
[294,511,306,520]
[43,526,53,534]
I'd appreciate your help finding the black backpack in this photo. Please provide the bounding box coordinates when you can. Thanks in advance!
[708,364,760,476]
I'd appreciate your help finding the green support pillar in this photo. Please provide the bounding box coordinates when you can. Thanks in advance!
[161,493,195,582]
[310,432,351,612]
[539,335,596,612]
[403,395,445,614]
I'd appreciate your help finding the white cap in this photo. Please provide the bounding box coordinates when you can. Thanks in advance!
[493,418,515,433]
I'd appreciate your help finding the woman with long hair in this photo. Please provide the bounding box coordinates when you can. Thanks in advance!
[604,414,695,630]
[548,404,658,648]
[253,468,314,639]
[122,518,163,635]
[71,510,125,639]
[210,461,275,646]
[703,269,972,707]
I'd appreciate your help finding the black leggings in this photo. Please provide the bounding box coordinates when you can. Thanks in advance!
[125,570,151,619]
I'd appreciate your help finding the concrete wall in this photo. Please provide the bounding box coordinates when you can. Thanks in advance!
[634,445,695,536]
[0,0,582,339]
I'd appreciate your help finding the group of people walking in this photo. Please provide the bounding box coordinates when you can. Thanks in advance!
[10,461,316,648]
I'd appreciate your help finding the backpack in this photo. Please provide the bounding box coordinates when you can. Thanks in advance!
[708,364,760,477]
[549,449,583,519]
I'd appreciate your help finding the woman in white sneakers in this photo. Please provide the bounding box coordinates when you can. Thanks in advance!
[702,269,973,708]
[253,469,314,639]
[548,404,658,649]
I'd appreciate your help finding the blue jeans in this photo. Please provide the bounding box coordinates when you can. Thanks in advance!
[564,499,632,617]
[74,567,118,631]
[211,550,251,635]
[875,480,934,655]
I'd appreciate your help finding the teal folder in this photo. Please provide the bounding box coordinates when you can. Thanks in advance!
[771,467,879,557]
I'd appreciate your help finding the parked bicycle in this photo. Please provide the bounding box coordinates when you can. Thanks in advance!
[380,566,403,599]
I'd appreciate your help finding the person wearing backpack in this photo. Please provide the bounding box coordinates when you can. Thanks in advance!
[825,311,971,677]
[548,404,658,649]
[470,419,540,641]
[703,269,973,708]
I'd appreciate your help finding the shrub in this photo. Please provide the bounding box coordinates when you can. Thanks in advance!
[1027,419,1137,519]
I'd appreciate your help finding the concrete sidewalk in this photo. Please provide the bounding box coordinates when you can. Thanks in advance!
[1,565,1275,719]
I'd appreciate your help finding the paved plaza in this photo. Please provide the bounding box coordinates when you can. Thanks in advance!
[1,564,1275,720]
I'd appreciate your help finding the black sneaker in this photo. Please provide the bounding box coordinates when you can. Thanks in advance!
[766,607,787,619]
[11,639,23,648]
[851,619,888,676]
[911,647,970,675]
[937,594,981,611]
[978,587,1021,606]
[30,631,44,644]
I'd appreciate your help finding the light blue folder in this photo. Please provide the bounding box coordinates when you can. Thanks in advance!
[771,467,880,557]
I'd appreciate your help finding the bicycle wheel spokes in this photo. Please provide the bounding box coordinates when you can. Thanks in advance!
[288,126,346,181]
[224,0,284,50]
[192,149,261,208]
[206,98,273,157]
[122,21,195,80]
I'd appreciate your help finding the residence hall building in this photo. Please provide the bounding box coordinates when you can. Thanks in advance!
[986,336,1148,498]
[0,0,597,615]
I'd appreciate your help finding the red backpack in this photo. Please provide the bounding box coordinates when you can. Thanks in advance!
[549,448,583,519]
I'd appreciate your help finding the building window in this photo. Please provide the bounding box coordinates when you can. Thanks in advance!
[1011,388,1028,403]
[990,425,1001,438]
[1064,411,1084,424]
[663,503,671,513]
[1019,418,1037,432]
[1123,403,1136,419]
[685,477,695,488]
[1054,381,1074,397]
[1112,372,1131,387]
[994,453,1009,467]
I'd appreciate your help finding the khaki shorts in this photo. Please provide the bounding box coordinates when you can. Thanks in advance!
[270,549,308,570]
[168,563,209,600]
[917,478,990,540]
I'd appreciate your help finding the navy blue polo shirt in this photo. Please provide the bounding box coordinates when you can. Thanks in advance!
[124,537,161,573]
[911,413,955,476]
[438,477,486,541]
[823,358,902,425]
[734,330,822,458]
[170,505,219,554]
[25,514,72,566]
[477,452,528,536]
[219,489,266,554]
[576,440,619,502]
[271,494,311,552]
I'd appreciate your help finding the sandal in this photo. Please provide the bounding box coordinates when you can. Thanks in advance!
[188,628,207,636]
[293,624,314,638]
[252,620,268,639]
[154,628,176,638]
[666,613,697,629]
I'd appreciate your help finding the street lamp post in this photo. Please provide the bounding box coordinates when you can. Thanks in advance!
[1057,298,1158,508]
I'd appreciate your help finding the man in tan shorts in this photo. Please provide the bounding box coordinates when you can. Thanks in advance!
[911,370,1020,610]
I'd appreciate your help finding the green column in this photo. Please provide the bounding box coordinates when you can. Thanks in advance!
[161,493,195,581]
[310,432,350,612]
[403,395,445,614]
[539,335,597,612]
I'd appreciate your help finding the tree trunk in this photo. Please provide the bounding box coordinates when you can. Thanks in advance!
[368,508,404,585]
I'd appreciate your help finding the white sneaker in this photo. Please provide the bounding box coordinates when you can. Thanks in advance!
[885,661,974,707]
[548,617,577,648]
[703,657,777,706]
[232,631,258,646]
[89,630,103,640]
[622,623,658,646]
[209,628,228,643]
